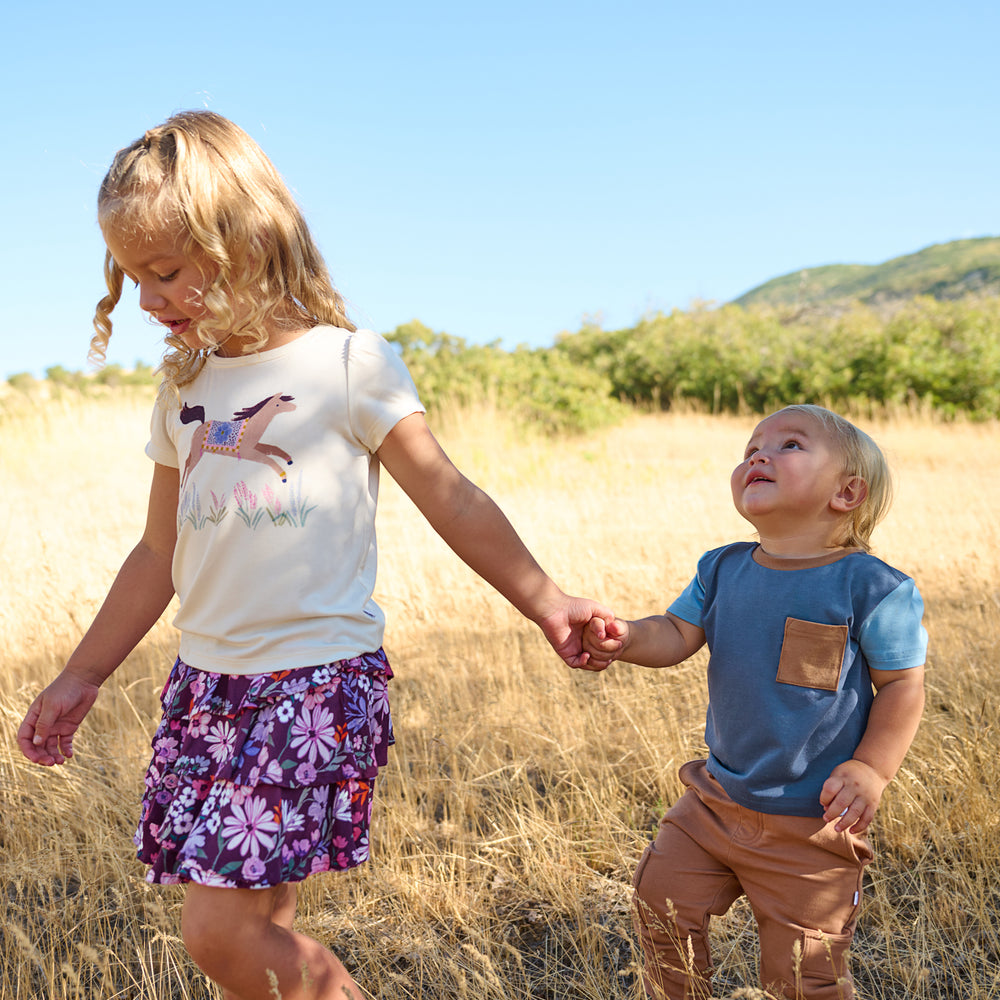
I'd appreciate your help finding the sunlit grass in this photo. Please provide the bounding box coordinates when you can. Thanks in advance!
[1,392,997,998]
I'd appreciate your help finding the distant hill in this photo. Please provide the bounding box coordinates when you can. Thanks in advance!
[732,237,1000,309]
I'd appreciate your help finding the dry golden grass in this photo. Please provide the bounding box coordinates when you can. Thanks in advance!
[1,391,998,999]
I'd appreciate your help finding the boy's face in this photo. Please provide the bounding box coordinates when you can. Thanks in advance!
[730,410,851,529]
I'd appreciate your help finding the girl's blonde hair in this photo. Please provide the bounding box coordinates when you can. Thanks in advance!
[92,110,355,397]
[778,404,892,552]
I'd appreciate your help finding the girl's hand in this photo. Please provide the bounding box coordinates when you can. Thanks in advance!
[17,672,101,766]
[536,596,617,670]
[579,616,630,671]
[820,758,888,834]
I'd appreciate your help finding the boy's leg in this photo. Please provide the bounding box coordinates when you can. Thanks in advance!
[633,761,742,1000]
[736,813,873,1000]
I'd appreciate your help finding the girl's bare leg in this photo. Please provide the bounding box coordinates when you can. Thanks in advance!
[272,882,299,931]
[183,882,359,1000]
[218,884,300,1000]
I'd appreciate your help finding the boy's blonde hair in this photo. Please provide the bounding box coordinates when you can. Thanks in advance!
[92,110,355,396]
[779,404,892,552]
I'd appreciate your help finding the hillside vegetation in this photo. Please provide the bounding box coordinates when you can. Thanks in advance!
[733,236,1000,308]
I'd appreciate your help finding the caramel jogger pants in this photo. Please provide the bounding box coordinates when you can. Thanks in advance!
[632,760,873,1000]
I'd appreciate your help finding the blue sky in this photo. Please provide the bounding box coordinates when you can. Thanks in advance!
[3,1,997,379]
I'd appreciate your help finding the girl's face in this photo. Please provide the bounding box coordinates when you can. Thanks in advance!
[104,229,215,353]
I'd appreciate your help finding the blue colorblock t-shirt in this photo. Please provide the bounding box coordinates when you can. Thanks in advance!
[669,542,927,817]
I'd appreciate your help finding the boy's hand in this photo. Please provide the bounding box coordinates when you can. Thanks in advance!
[17,672,100,766]
[578,616,630,671]
[820,759,889,834]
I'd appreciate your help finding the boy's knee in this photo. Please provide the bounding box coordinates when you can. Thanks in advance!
[632,882,713,999]
[634,850,683,937]
[632,842,717,941]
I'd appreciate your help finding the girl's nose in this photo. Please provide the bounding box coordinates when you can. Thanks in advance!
[138,282,166,314]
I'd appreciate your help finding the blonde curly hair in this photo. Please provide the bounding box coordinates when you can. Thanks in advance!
[92,110,354,399]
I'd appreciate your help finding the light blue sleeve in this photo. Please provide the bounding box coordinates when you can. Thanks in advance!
[668,570,707,627]
[858,578,928,670]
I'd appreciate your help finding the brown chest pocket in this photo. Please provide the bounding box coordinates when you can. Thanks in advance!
[775,618,848,691]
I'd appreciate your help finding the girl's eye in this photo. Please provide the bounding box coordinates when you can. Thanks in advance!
[158,270,180,282]
[782,440,802,450]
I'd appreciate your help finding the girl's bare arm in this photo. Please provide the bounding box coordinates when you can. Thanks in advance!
[377,413,612,667]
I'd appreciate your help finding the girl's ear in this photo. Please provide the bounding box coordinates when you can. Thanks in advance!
[831,475,868,512]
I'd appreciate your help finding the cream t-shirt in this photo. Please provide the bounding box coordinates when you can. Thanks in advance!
[146,326,424,674]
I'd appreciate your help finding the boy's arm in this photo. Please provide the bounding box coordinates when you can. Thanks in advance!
[820,664,926,833]
[17,463,178,765]
[582,611,705,670]
[377,413,613,668]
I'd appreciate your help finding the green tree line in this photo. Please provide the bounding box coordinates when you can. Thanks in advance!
[554,296,1000,421]
[388,296,1000,429]
[7,297,999,432]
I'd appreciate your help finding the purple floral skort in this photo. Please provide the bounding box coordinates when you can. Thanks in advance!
[134,651,393,888]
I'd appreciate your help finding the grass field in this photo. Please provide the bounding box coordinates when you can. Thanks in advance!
[1,390,998,999]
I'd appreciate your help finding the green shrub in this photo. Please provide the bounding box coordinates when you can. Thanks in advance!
[556,297,1000,420]
[386,321,625,434]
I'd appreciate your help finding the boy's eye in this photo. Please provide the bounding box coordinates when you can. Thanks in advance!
[782,440,802,450]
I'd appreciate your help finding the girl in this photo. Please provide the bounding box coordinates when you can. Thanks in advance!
[17,110,612,1000]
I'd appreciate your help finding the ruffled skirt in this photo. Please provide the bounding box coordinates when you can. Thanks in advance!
[134,651,393,888]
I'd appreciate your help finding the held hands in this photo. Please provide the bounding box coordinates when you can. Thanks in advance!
[536,596,619,670]
[820,758,889,834]
[17,671,101,766]
[579,616,631,672]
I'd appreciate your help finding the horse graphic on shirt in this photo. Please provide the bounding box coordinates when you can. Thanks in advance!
[180,393,297,486]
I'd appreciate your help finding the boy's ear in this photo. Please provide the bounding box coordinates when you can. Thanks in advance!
[831,475,868,512]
